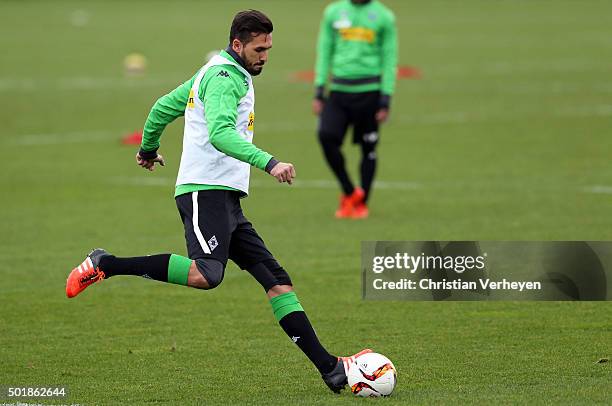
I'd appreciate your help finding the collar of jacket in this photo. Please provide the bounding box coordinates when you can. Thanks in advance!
[224,46,248,71]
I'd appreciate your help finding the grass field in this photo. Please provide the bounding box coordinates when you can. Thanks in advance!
[1,0,611,404]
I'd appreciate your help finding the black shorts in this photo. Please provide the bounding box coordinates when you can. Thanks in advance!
[318,90,380,145]
[175,190,291,289]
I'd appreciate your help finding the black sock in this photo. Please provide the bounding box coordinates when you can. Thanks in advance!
[100,254,171,282]
[319,134,354,195]
[360,145,377,203]
[279,311,337,374]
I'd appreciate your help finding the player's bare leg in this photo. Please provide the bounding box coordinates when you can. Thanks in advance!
[187,261,211,289]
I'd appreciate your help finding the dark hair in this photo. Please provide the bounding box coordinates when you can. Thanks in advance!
[229,10,273,45]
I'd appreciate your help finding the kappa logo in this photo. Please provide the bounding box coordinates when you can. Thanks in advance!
[217,70,230,78]
[208,235,219,251]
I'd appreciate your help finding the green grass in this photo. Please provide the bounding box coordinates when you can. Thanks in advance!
[1,0,611,404]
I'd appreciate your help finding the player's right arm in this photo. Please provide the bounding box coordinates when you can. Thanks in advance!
[137,77,195,169]
[313,4,335,115]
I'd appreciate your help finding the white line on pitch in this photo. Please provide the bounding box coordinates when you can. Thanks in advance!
[113,178,612,196]
[109,177,421,190]
[1,58,608,92]
[3,130,118,146]
[584,186,612,194]
[6,100,612,148]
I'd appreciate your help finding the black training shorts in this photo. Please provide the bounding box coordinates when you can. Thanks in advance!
[175,190,274,270]
[318,90,380,144]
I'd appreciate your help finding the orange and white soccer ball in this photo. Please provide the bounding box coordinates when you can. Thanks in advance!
[347,352,397,397]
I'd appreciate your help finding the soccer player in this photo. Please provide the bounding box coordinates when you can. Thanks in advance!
[65,10,369,394]
[313,0,398,219]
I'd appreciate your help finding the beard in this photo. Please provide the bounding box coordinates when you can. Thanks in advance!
[240,51,264,76]
[247,64,264,76]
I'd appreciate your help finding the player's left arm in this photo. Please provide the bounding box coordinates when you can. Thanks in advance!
[204,68,295,184]
[378,9,398,123]
[204,69,272,167]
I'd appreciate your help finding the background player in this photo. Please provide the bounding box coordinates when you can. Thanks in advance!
[313,0,398,219]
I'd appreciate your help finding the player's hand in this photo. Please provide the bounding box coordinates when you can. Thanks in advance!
[270,162,296,185]
[136,152,165,171]
[312,99,324,116]
[376,108,389,123]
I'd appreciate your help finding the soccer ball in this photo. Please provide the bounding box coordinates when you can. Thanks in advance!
[347,352,397,397]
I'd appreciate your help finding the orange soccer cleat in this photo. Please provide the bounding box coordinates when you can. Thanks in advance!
[65,249,110,298]
[335,187,366,219]
[335,194,353,218]
[340,348,373,374]
[350,187,368,219]
[351,202,369,219]
[321,348,373,393]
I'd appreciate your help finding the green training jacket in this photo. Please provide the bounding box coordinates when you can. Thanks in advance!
[315,0,398,98]
[140,50,273,197]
